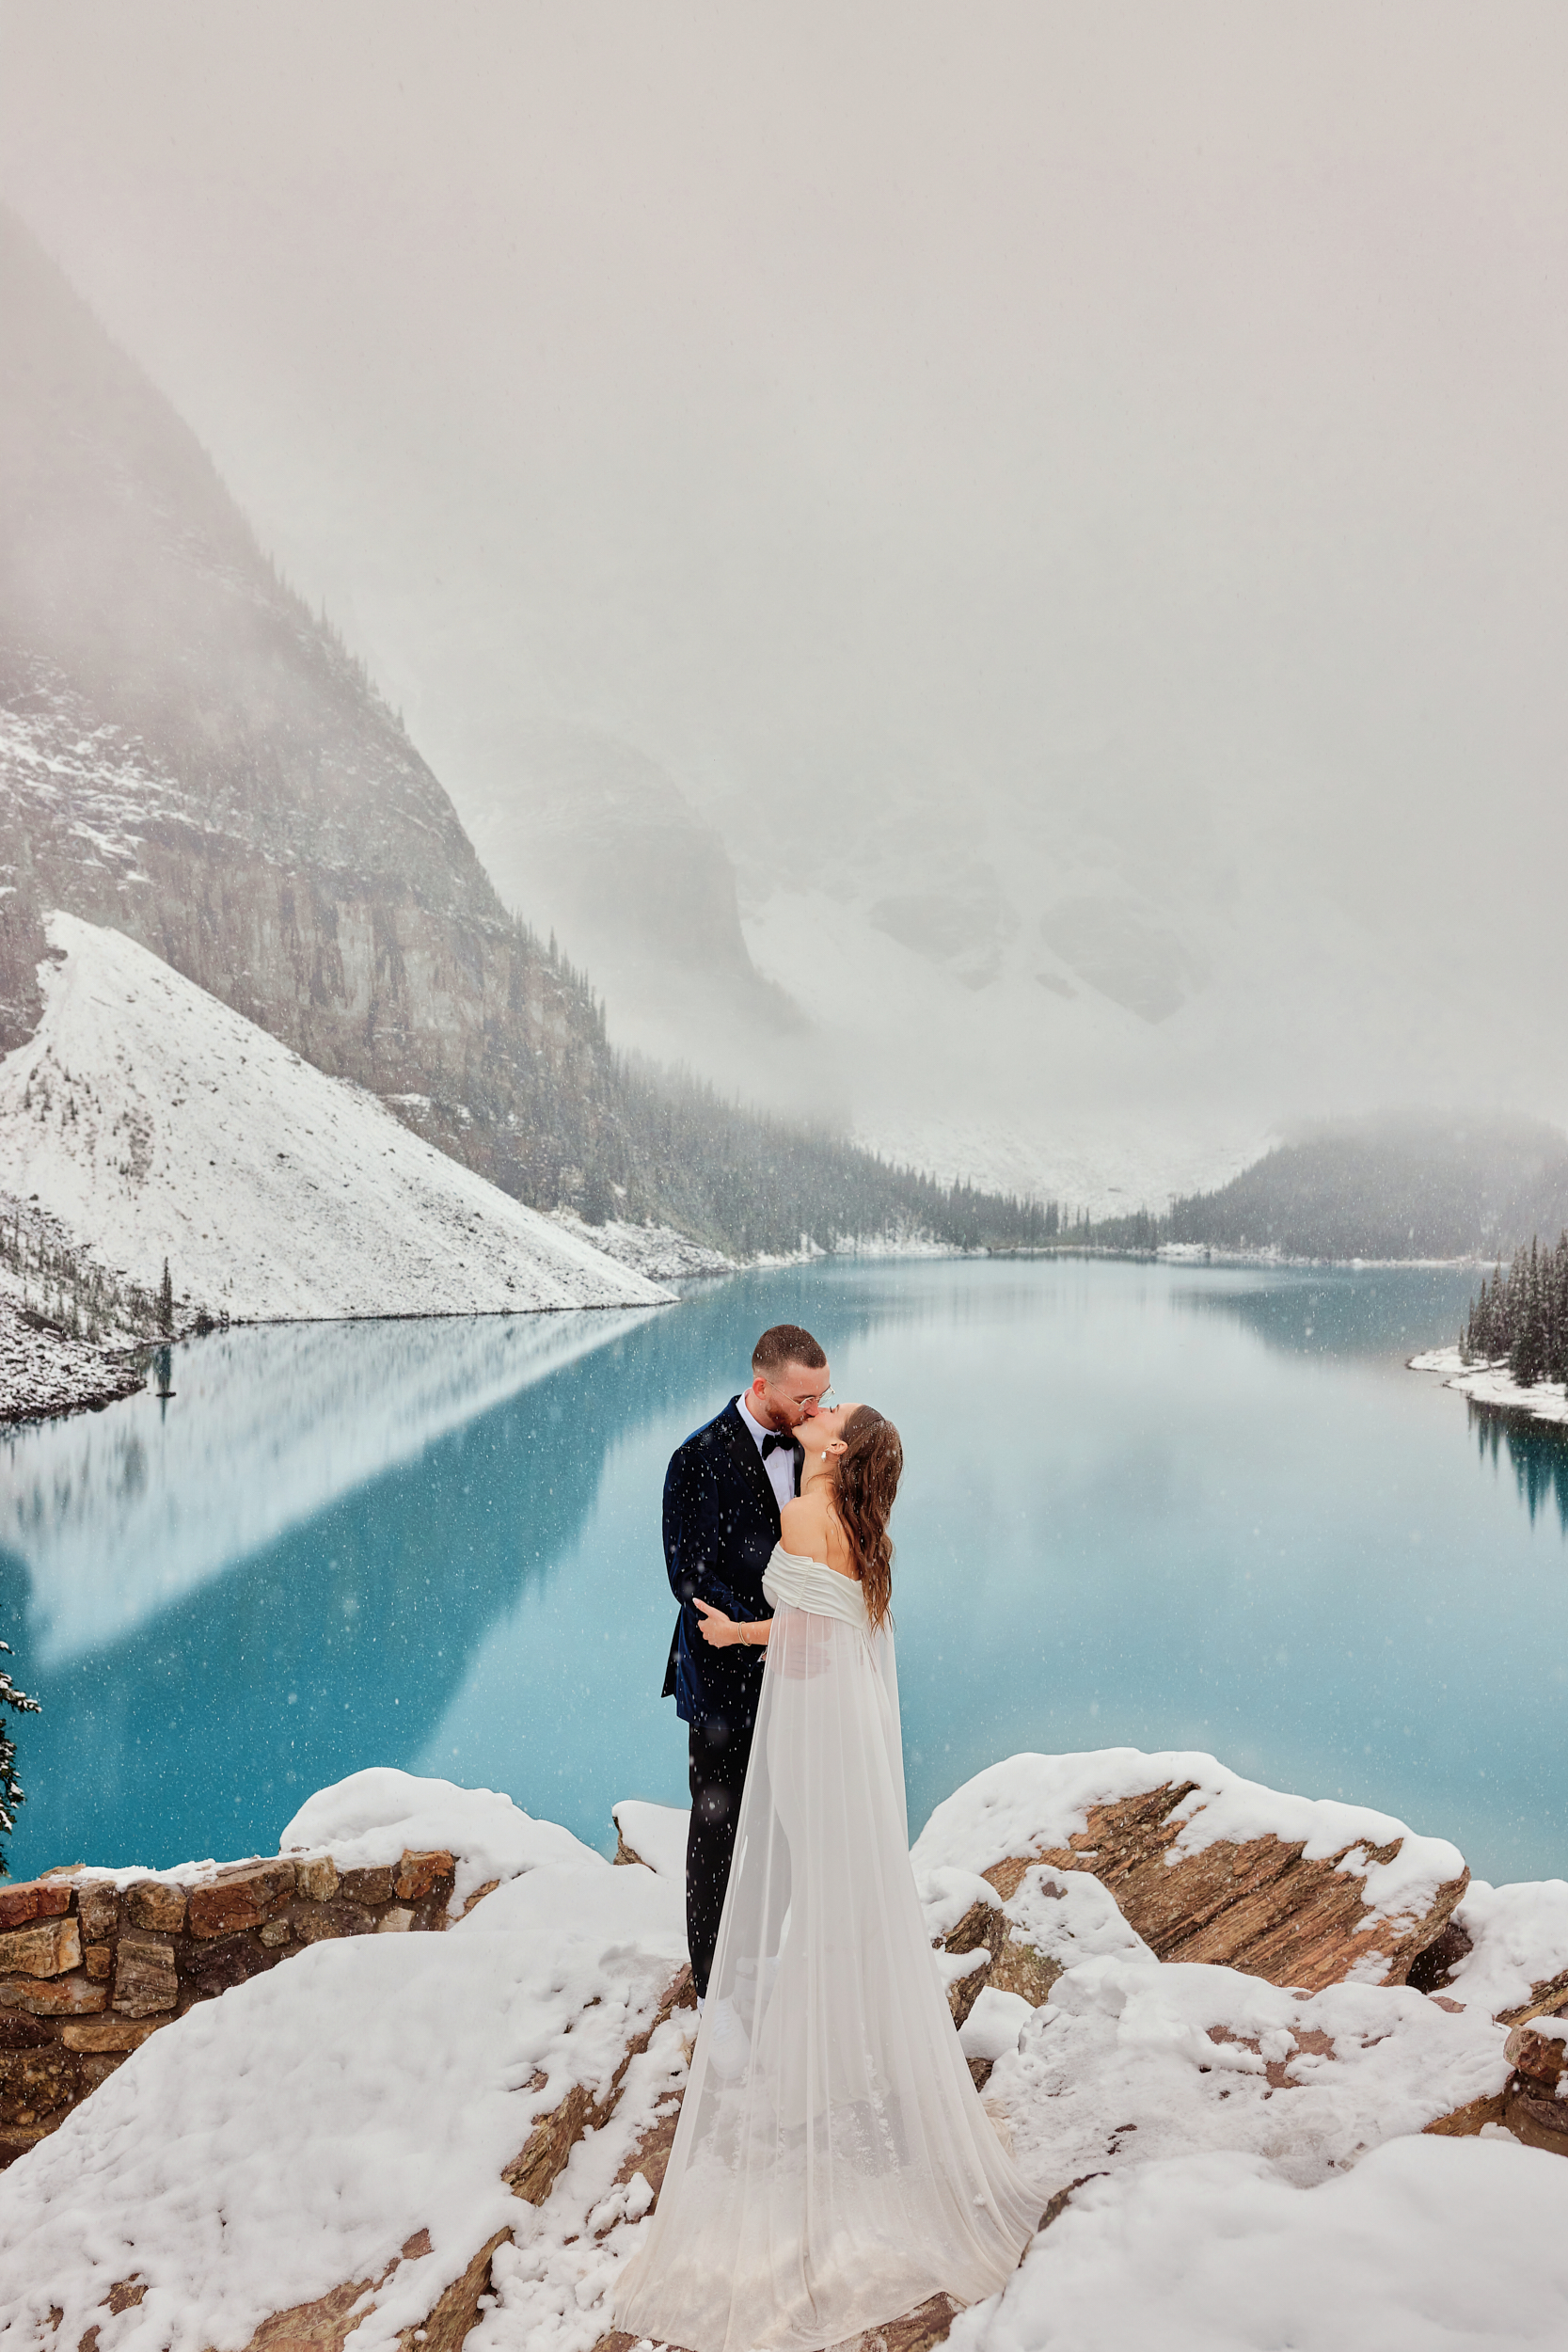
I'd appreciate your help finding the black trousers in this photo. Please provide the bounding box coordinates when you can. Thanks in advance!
[687,1715,752,2000]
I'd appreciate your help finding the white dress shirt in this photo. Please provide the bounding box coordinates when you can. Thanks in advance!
[736,1392,799,1512]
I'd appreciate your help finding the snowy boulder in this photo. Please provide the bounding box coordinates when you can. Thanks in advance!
[1503,2014,1568,2159]
[914,1867,1008,2027]
[0,1775,620,2173]
[1438,1875,1568,2023]
[916,1861,1155,2031]
[985,1950,1513,2194]
[279,1768,596,1919]
[913,1749,1470,1994]
[610,1799,690,1881]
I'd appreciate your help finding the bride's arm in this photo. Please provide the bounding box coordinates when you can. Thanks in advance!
[693,1597,771,1647]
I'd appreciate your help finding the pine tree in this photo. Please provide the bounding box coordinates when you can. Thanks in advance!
[157,1258,174,1338]
[1550,1237,1568,1384]
[1513,1239,1546,1387]
[0,1644,40,1879]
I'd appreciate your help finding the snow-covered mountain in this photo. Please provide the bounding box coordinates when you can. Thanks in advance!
[472,745,1568,1217]
[0,207,1045,1254]
[0,913,670,1320]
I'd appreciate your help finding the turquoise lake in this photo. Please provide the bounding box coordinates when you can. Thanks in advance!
[2,1257,1565,1888]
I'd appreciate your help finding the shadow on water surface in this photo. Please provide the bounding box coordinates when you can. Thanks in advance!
[1,1319,664,1868]
[1471,1403,1568,1536]
[0,1270,910,1874]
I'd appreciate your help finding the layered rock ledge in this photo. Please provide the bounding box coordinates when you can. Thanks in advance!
[0,1752,1563,2352]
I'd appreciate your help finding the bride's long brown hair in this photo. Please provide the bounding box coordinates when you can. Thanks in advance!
[831,1406,903,1629]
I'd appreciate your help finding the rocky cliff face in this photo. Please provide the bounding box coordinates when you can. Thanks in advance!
[0,205,620,1212]
[0,210,1053,1260]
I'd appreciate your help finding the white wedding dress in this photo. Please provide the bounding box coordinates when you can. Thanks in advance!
[614,1546,1039,2352]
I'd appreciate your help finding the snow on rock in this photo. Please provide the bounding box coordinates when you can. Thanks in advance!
[988,1951,1511,2193]
[917,1863,1011,1946]
[948,2137,1568,2352]
[1410,1346,1568,1428]
[959,1985,1038,2071]
[0,1837,689,2352]
[0,1763,1556,2352]
[1446,1879,1568,2022]
[0,1289,142,1422]
[916,1859,1157,2020]
[611,1799,690,1880]
[549,1210,735,1279]
[1001,1864,1159,1978]
[912,1748,1470,1992]
[0,913,673,1320]
[280,1768,596,1917]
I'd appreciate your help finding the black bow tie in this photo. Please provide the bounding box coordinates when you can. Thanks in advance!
[760,1430,800,1458]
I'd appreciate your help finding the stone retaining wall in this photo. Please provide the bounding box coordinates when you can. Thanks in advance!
[0,1848,463,2167]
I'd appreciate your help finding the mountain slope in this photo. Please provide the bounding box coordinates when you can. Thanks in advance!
[0,203,628,1215]
[0,204,1051,1255]
[0,914,669,1318]
[1091,1111,1568,1261]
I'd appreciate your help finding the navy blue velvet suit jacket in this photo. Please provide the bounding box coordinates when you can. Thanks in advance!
[661,1397,788,1738]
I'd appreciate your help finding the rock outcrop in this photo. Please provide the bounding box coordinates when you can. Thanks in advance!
[912,1750,1470,1995]
[1,1759,1560,2352]
[1502,2014,1568,2156]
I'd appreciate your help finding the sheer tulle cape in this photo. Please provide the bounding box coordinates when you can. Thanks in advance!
[614,1548,1039,2352]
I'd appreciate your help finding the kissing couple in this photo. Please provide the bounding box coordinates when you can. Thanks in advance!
[615,1324,1038,2352]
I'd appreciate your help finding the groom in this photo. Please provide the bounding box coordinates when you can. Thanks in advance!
[662,1322,831,1998]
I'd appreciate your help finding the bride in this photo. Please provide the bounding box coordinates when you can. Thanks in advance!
[614,1404,1040,2352]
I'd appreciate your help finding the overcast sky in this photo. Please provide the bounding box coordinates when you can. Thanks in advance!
[2,1,1565,1162]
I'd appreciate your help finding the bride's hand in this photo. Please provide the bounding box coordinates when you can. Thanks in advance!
[694,1598,757,1647]
[694,1597,737,1645]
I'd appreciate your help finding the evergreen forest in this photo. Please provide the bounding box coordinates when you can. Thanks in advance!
[1461,1234,1568,1388]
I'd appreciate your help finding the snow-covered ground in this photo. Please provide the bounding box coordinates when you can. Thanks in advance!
[948,2136,1568,2351]
[0,1284,143,1422]
[0,1776,689,2352]
[0,1190,152,1422]
[1410,1347,1568,1428]
[2,1756,1564,2351]
[2,1308,657,1667]
[0,914,671,1322]
[547,1209,735,1279]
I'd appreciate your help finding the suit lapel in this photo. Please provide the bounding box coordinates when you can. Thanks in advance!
[720,1397,783,1527]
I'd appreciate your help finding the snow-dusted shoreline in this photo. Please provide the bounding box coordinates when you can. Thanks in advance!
[0,914,1006,1428]
[1409,1345,1568,1428]
[1153,1241,1493,1270]
[0,1296,146,1424]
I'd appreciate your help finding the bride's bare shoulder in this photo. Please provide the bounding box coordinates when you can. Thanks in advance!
[780,1492,827,1549]
[782,1491,859,1580]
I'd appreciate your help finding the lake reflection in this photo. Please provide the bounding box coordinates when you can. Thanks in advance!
[2,1259,1563,1886]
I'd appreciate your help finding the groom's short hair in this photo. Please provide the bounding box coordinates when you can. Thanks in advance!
[752,1324,827,1375]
